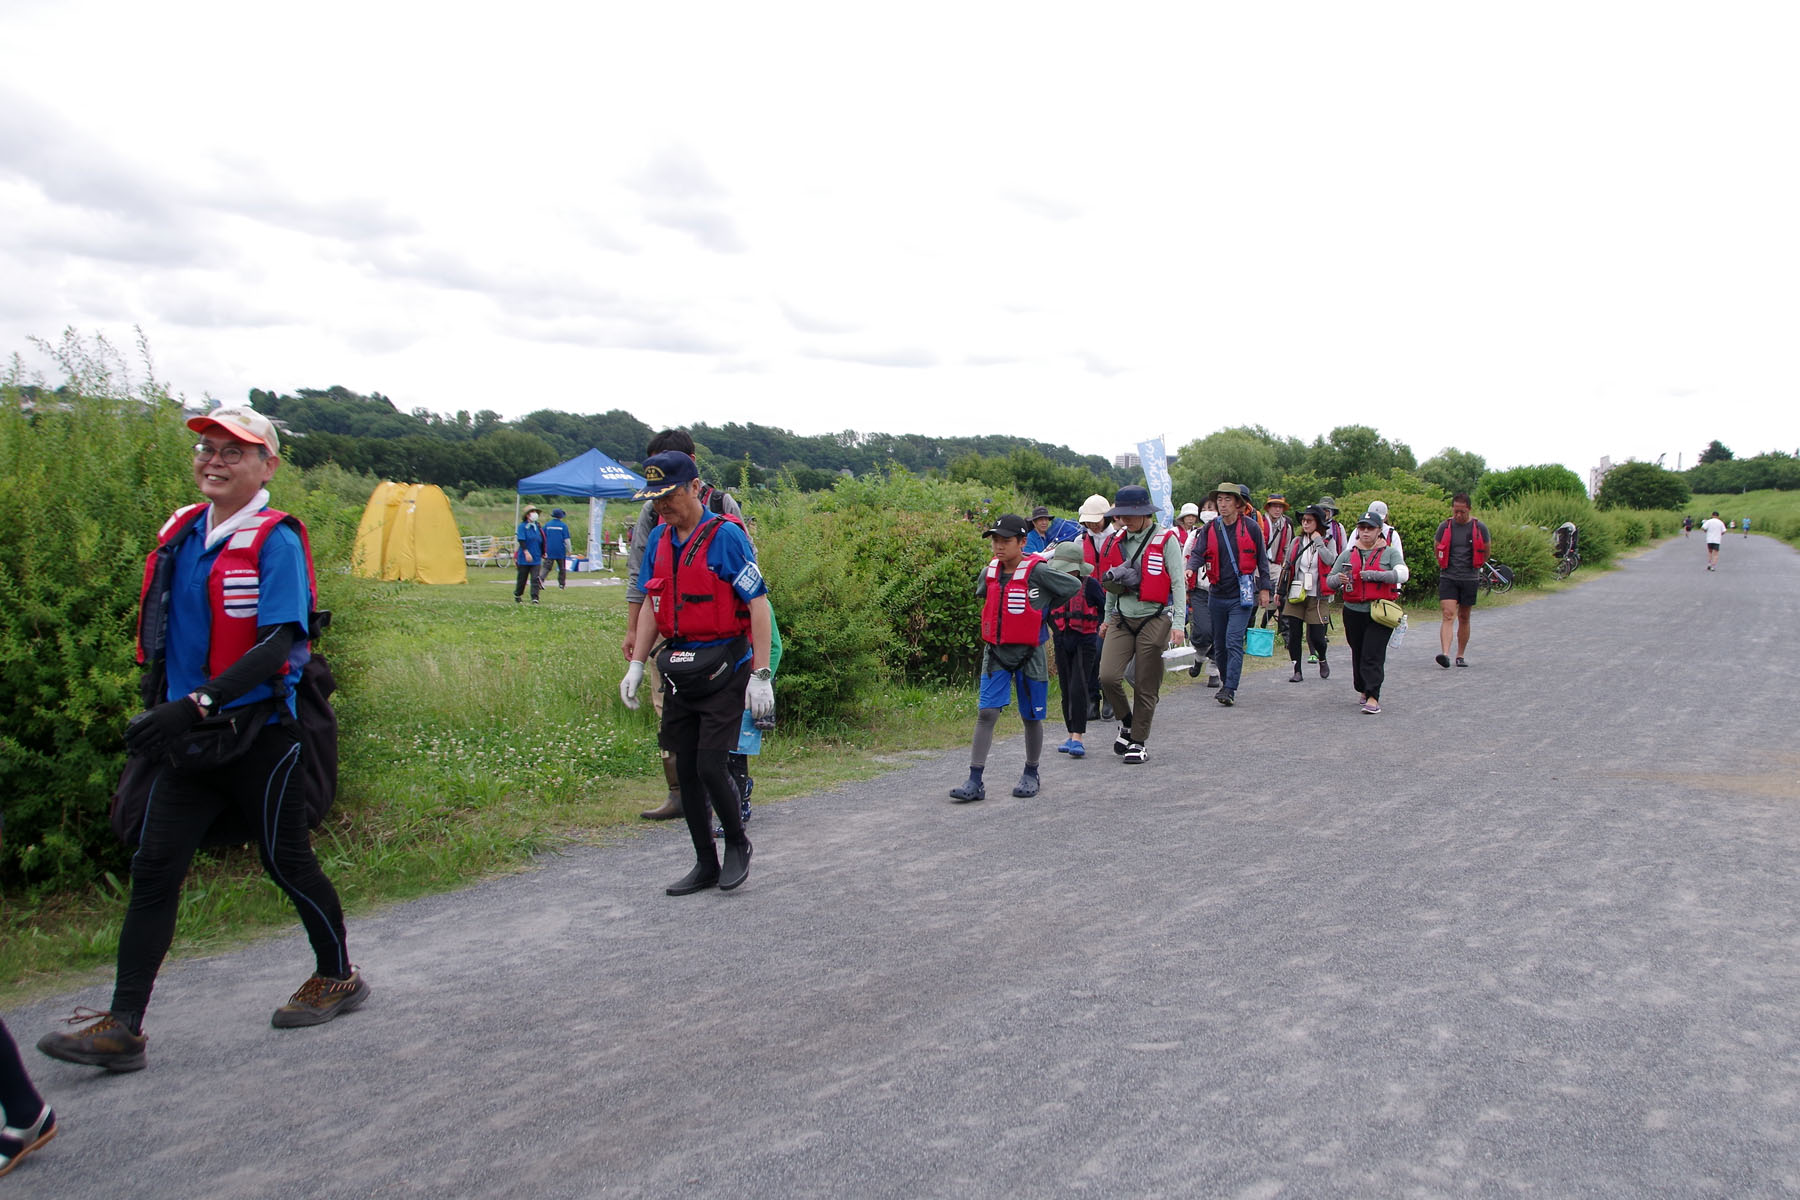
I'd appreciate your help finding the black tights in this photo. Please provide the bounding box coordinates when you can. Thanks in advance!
[0,1020,43,1126]
[113,728,348,1023]
[675,748,746,872]
[1281,615,1328,663]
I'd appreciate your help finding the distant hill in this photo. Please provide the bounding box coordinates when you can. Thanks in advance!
[242,386,1128,491]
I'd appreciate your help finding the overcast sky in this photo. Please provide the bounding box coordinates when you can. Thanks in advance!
[3,1,1795,476]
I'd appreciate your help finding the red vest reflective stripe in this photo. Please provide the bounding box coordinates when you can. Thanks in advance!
[1435,520,1488,569]
[1342,545,1400,603]
[982,555,1046,645]
[646,515,752,641]
[137,504,320,679]
[1050,540,1101,635]
[1204,518,1259,582]
[1103,528,1178,604]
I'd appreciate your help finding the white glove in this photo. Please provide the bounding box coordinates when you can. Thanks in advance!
[620,661,645,710]
[747,673,775,720]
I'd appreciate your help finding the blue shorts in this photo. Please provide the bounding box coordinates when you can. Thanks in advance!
[979,669,1048,719]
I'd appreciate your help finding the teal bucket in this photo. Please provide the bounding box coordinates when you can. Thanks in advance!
[1244,626,1275,658]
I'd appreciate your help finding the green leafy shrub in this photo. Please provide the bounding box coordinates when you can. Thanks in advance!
[0,395,194,889]
[752,511,890,730]
[1474,464,1585,507]
[1484,520,1557,587]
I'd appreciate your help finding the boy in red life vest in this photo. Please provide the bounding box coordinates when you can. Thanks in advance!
[40,407,364,1075]
[620,452,772,894]
[1433,492,1489,669]
[949,514,1081,803]
[1096,486,1187,763]
[1076,494,1115,720]
[1045,539,1107,759]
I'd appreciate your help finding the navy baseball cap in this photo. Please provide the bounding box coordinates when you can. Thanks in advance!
[632,451,699,501]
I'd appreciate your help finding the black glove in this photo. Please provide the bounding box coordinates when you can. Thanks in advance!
[124,697,202,759]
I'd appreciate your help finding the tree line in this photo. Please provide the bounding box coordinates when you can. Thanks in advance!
[248,386,1133,499]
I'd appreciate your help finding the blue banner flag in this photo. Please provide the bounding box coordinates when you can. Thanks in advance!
[1137,437,1174,529]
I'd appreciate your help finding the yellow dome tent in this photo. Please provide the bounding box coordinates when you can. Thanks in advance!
[352,482,468,584]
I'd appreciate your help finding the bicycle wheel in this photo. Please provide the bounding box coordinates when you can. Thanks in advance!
[1489,562,1514,594]
[1553,556,1574,581]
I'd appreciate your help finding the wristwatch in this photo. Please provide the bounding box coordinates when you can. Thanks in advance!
[751,668,772,682]
[189,691,214,716]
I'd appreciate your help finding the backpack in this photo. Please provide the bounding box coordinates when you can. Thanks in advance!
[110,643,339,848]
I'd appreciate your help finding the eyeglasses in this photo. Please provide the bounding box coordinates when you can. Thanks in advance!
[193,441,257,465]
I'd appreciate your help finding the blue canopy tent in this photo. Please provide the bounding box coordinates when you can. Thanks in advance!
[516,449,646,566]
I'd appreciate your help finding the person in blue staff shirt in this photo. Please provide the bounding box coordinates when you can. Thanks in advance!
[39,406,363,1075]
[620,451,774,895]
[543,508,574,589]
[515,505,545,603]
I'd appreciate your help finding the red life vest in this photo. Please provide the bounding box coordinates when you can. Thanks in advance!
[1284,538,1334,597]
[1204,518,1260,583]
[1049,540,1102,636]
[1097,527,1177,604]
[1435,519,1488,569]
[645,515,753,642]
[1096,531,1124,575]
[1341,545,1399,603]
[982,555,1047,645]
[136,504,320,680]
[1264,516,1292,569]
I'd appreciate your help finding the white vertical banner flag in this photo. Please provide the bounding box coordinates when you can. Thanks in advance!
[588,499,608,565]
[1137,437,1174,529]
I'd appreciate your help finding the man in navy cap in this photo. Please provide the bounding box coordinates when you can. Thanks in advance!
[620,451,773,894]
[543,508,574,590]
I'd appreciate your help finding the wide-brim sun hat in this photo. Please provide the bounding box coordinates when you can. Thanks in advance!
[1104,486,1158,518]
[1178,502,1200,518]
[1044,540,1094,577]
[1207,481,1252,504]
[1077,494,1111,523]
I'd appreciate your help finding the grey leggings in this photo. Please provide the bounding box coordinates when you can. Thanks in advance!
[970,708,1044,769]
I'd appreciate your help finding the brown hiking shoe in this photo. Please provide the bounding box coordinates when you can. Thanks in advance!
[37,1008,147,1072]
[271,969,369,1028]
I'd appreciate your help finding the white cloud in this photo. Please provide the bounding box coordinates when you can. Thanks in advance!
[0,0,1794,475]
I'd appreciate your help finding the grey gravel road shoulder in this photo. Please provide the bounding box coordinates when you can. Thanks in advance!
[8,534,1800,1199]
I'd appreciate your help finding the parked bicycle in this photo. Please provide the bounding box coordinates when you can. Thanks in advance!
[1552,521,1581,580]
[1476,559,1514,595]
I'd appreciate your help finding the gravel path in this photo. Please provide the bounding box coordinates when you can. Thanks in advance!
[9,533,1800,1198]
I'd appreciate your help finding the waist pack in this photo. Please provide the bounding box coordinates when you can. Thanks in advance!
[110,654,341,848]
[1369,598,1405,629]
[656,637,746,699]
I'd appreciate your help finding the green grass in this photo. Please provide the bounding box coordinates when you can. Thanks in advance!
[1684,487,1800,544]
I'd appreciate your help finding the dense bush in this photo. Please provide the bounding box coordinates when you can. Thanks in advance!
[1474,464,1586,507]
[753,510,891,730]
[1596,461,1690,511]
